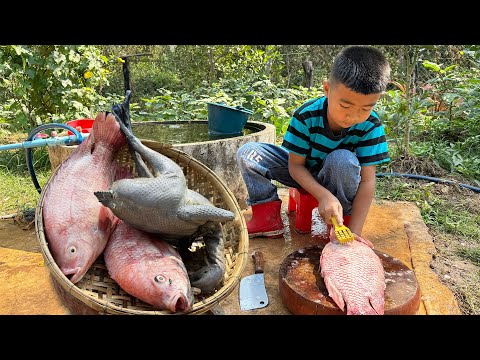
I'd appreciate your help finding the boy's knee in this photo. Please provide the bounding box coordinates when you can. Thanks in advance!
[323,150,360,176]
[324,149,359,165]
[236,142,260,164]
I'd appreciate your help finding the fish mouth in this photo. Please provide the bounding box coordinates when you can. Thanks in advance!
[170,294,192,313]
[62,267,83,283]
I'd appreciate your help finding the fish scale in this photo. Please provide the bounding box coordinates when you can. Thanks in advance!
[104,220,194,313]
[42,112,127,284]
[320,240,386,315]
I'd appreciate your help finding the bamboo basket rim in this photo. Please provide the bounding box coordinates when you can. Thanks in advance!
[35,141,248,315]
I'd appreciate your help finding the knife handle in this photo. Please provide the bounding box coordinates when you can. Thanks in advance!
[252,250,265,274]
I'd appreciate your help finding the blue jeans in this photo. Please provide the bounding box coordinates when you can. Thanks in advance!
[236,142,361,216]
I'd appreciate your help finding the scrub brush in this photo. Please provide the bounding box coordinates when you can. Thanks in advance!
[331,216,354,244]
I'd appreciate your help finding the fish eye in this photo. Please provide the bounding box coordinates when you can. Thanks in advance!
[68,246,76,254]
[155,275,166,283]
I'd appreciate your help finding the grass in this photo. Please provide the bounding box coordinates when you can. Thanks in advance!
[456,247,480,267]
[376,176,480,241]
[0,131,52,216]
[0,168,51,216]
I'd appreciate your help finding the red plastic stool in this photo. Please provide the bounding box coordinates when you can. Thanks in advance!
[287,188,319,234]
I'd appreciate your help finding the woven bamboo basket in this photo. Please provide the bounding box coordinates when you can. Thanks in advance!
[35,140,248,315]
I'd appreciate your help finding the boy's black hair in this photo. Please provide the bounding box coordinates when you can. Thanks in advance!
[330,45,390,94]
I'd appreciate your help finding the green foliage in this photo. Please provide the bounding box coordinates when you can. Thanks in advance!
[0,45,111,130]
[132,77,322,138]
[376,89,434,155]
[374,47,480,182]
[99,45,286,97]
[2,44,480,182]
[214,45,284,83]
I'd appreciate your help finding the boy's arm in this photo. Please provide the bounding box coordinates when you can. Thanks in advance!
[288,152,343,226]
[349,165,376,236]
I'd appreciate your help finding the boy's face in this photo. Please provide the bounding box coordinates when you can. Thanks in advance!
[323,80,382,130]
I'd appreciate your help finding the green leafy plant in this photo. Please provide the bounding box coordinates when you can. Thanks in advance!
[0,45,111,131]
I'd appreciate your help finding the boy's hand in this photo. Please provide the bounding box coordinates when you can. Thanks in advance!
[317,191,343,226]
[352,233,374,249]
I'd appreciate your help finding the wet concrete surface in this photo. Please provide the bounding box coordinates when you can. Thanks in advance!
[0,188,461,315]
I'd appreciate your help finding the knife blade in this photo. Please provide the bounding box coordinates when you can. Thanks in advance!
[239,250,268,311]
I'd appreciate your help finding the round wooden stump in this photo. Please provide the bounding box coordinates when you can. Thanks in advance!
[279,244,421,315]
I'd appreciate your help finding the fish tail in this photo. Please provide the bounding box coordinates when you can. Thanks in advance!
[92,112,128,149]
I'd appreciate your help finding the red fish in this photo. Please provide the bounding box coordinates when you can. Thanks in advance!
[104,220,194,313]
[320,229,385,315]
[42,112,127,283]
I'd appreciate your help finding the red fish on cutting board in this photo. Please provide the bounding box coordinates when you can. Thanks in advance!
[42,112,127,283]
[104,220,194,313]
[320,228,385,315]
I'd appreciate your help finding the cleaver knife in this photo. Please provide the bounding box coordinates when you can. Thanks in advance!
[239,250,269,311]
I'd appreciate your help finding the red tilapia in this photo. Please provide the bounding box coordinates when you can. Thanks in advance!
[42,112,127,283]
[104,220,194,313]
[320,230,385,315]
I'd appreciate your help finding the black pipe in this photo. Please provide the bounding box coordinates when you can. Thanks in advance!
[376,172,480,193]
[25,124,83,193]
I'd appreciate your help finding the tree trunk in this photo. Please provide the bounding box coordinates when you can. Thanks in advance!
[303,60,313,89]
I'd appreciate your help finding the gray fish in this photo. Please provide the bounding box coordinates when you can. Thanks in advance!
[94,91,235,294]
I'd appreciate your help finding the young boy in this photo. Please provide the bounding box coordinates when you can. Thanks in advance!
[236,45,391,242]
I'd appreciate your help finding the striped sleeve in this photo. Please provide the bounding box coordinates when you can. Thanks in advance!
[281,115,311,157]
[355,120,390,166]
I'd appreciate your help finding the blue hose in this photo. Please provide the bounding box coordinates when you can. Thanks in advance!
[25,123,83,193]
[376,172,480,193]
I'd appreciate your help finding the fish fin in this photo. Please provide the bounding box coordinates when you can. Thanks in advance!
[92,112,127,149]
[98,205,115,234]
[369,295,385,315]
[94,190,114,207]
[177,205,235,223]
[323,276,345,312]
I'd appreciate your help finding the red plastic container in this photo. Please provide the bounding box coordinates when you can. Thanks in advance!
[66,119,95,135]
[35,133,49,139]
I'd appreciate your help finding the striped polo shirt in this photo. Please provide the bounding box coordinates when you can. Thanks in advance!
[281,96,390,168]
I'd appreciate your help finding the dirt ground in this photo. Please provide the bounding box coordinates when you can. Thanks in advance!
[427,185,480,315]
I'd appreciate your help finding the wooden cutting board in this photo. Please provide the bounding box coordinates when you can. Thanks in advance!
[279,244,421,315]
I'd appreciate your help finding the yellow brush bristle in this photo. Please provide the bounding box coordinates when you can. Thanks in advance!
[331,217,354,244]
